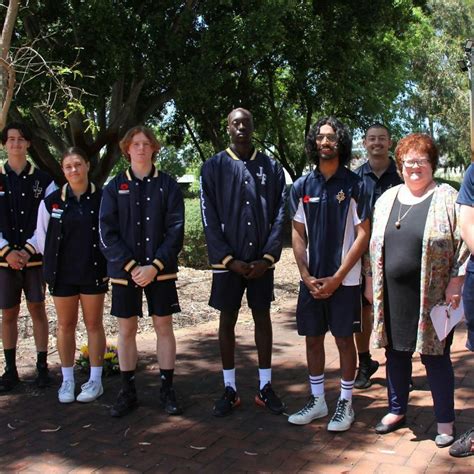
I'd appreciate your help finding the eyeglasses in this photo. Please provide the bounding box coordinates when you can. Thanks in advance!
[315,134,337,143]
[402,158,431,168]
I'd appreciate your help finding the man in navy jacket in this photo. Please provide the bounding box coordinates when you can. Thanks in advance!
[200,108,286,417]
[0,122,55,393]
[100,126,184,417]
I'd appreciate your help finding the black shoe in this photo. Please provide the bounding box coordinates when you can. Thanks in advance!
[449,428,474,457]
[0,370,20,393]
[375,415,406,434]
[354,359,379,389]
[213,386,240,417]
[110,389,138,417]
[255,382,285,414]
[35,366,51,388]
[160,387,183,415]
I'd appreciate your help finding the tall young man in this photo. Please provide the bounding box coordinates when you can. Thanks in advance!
[288,117,370,431]
[200,108,286,417]
[99,126,184,417]
[353,123,401,389]
[449,163,474,457]
[0,122,55,392]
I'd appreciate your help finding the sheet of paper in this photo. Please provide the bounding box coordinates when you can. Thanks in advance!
[430,302,464,341]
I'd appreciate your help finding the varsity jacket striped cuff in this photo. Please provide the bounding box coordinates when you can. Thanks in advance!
[124,259,138,273]
[262,254,275,265]
[152,259,164,272]
[23,243,36,257]
[0,244,12,258]
[211,254,234,269]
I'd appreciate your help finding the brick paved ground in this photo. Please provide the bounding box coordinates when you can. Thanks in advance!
[1,306,473,473]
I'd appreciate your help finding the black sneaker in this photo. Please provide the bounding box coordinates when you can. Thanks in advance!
[213,386,240,417]
[110,389,138,417]
[354,359,379,389]
[449,428,474,457]
[160,387,183,415]
[255,382,285,414]
[0,370,20,393]
[35,366,52,388]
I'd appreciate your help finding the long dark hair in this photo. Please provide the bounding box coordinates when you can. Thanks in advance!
[305,116,352,167]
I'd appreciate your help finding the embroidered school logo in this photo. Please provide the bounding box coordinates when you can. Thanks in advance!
[336,190,346,203]
[119,183,130,194]
[256,166,267,185]
[52,203,59,210]
[303,195,320,204]
[33,180,43,198]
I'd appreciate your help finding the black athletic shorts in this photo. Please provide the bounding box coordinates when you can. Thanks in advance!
[50,281,109,297]
[296,282,362,337]
[209,269,274,312]
[111,279,180,318]
[0,267,45,309]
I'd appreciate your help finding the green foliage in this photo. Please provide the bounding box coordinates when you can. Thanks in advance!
[397,0,473,167]
[180,198,208,269]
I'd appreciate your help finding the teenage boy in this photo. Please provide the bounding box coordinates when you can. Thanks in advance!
[288,117,370,431]
[99,126,184,417]
[0,122,54,393]
[200,108,286,417]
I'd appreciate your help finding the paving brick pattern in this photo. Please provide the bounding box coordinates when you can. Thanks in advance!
[1,306,473,473]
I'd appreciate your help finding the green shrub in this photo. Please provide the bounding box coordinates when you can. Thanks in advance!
[180,198,208,269]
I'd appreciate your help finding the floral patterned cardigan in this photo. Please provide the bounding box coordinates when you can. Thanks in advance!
[366,183,469,355]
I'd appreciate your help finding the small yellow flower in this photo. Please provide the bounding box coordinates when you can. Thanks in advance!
[104,352,115,360]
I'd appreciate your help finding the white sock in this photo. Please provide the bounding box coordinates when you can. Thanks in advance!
[340,378,355,401]
[309,374,324,397]
[223,368,236,390]
[258,368,272,390]
[61,366,74,382]
[89,366,103,383]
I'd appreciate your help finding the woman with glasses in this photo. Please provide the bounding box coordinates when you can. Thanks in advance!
[36,147,107,404]
[364,133,468,447]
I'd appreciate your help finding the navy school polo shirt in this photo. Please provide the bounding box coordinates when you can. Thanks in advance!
[290,166,370,282]
[354,158,402,211]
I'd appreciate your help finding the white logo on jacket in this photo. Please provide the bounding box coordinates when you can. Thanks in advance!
[256,167,267,185]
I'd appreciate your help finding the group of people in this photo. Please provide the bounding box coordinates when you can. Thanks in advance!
[0,109,473,456]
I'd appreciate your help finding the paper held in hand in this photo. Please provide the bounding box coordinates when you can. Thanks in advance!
[430,302,465,341]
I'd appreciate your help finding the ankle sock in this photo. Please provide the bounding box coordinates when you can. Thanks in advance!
[4,348,17,373]
[340,378,355,401]
[258,368,271,390]
[61,366,74,382]
[121,370,136,392]
[89,366,103,383]
[223,368,236,390]
[160,368,174,391]
[309,374,325,397]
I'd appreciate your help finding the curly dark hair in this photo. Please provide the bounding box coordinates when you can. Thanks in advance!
[305,117,352,167]
[1,122,33,145]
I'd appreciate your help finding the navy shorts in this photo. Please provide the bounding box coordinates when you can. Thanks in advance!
[111,280,181,318]
[0,267,45,309]
[296,282,362,337]
[50,281,109,297]
[209,269,274,312]
[462,271,474,351]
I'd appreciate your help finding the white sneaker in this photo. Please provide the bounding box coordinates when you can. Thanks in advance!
[288,395,328,425]
[58,380,75,404]
[76,380,104,403]
[327,398,355,432]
